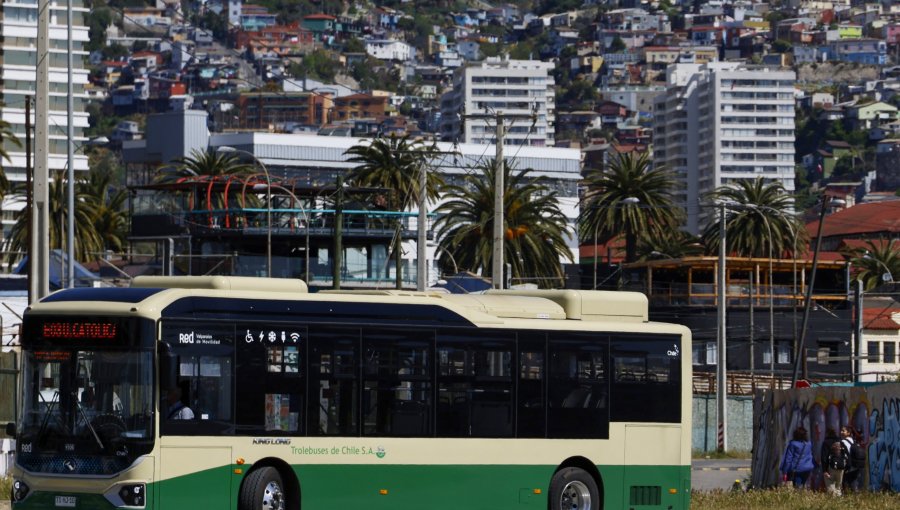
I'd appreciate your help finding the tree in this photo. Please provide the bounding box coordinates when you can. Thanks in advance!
[609,35,627,53]
[344,135,442,288]
[846,239,899,291]
[434,159,573,288]
[3,170,112,267]
[558,79,599,110]
[101,43,129,61]
[83,163,129,254]
[0,109,20,198]
[342,37,365,54]
[772,39,792,53]
[156,149,255,222]
[290,50,338,82]
[637,229,704,261]
[701,178,806,259]
[87,7,113,53]
[579,151,681,263]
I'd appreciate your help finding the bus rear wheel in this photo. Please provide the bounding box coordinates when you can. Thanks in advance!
[239,466,285,510]
[550,467,599,510]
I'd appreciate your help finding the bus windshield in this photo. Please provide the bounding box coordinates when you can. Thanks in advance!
[17,348,154,475]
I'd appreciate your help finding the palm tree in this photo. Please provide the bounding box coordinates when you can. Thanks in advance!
[4,172,107,267]
[637,229,704,261]
[701,178,806,259]
[579,151,680,263]
[344,134,442,288]
[82,165,128,255]
[0,105,20,163]
[0,108,20,196]
[156,149,254,228]
[434,159,572,288]
[846,239,899,290]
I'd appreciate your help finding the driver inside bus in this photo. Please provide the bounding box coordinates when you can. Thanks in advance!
[164,385,194,420]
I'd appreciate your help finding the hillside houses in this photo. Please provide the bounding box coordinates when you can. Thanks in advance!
[77,0,900,166]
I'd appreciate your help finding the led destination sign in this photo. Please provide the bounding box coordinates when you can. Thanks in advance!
[22,316,143,347]
[42,321,118,340]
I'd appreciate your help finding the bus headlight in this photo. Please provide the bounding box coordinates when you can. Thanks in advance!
[105,482,146,508]
[11,479,29,502]
[118,483,146,507]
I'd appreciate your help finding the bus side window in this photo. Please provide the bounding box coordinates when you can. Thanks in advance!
[362,329,433,437]
[517,334,546,438]
[610,336,681,423]
[309,328,359,436]
[437,333,514,438]
[548,335,609,439]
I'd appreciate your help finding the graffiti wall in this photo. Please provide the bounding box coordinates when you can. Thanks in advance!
[752,383,900,491]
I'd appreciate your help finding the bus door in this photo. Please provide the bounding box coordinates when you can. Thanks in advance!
[614,336,683,507]
[158,322,236,509]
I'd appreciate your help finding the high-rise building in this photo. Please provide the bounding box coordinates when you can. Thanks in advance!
[439,57,555,147]
[0,0,90,233]
[653,62,796,234]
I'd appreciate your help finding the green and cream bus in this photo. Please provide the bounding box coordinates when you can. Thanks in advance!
[7,276,691,510]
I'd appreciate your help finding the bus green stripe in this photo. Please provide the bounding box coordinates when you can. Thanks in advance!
[13,464,690,509]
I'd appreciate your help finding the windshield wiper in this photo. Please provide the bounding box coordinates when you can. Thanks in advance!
[36,391,59,446]
[73,391,105,450]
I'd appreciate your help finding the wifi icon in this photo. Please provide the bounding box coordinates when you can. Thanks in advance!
[289,332,300,343]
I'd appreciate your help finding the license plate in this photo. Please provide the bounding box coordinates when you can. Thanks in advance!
[55,495,76,507]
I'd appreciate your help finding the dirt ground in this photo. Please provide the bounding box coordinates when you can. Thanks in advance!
[796,62,881,85]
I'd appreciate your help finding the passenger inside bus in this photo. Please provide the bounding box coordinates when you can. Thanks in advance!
[164,385,194,420]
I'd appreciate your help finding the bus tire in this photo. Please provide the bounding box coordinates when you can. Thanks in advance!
[549,467,599,510]
[239,466,285,510]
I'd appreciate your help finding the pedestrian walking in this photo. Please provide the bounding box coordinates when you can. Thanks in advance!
[780,426,815,489]
[824,440,849,495]
[841,426,866,492]
[818,428,841,489]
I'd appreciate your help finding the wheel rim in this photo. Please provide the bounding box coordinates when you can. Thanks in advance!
[559,480,591,510]
[262,480,284,510]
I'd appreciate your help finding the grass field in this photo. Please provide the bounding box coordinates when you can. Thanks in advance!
[692,487,900,509]
[691,449,752,459]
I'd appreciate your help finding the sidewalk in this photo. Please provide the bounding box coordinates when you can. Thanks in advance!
[1,500,9,510]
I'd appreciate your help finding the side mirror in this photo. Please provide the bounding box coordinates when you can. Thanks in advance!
[158,343,178,391]
[5,422,15,438]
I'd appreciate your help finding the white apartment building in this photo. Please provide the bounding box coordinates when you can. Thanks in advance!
[860,304,900,382]
[365,39,415,62]
[1,0,91,233]
[653,62,796,234]
[439,57,556,147]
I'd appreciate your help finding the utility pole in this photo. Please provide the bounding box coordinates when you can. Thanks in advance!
[853,279,863,383]
[25,99,32,304]
[493,116,505,290]
[792,196,839,386]
[332,176,344,290]
[30,0,51,302]
[717,203,727,452]
[416,161,427,291]
[464,111,534,289]
[66,0,74,289]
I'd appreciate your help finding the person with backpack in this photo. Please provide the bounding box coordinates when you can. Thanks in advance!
[824,440,849,495]
[780,426,815,488]
[841,426,866,492]
[819,428,841,486]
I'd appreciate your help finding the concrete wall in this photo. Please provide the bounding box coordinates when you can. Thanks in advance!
[693,395,754,452]
[752,384,900,491]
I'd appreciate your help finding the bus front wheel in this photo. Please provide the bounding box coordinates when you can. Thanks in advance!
[239,466,285,510]
[549,467,599,510]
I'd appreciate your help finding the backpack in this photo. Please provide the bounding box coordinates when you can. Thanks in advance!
[829,449,849,471]
[850,442,866,469]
